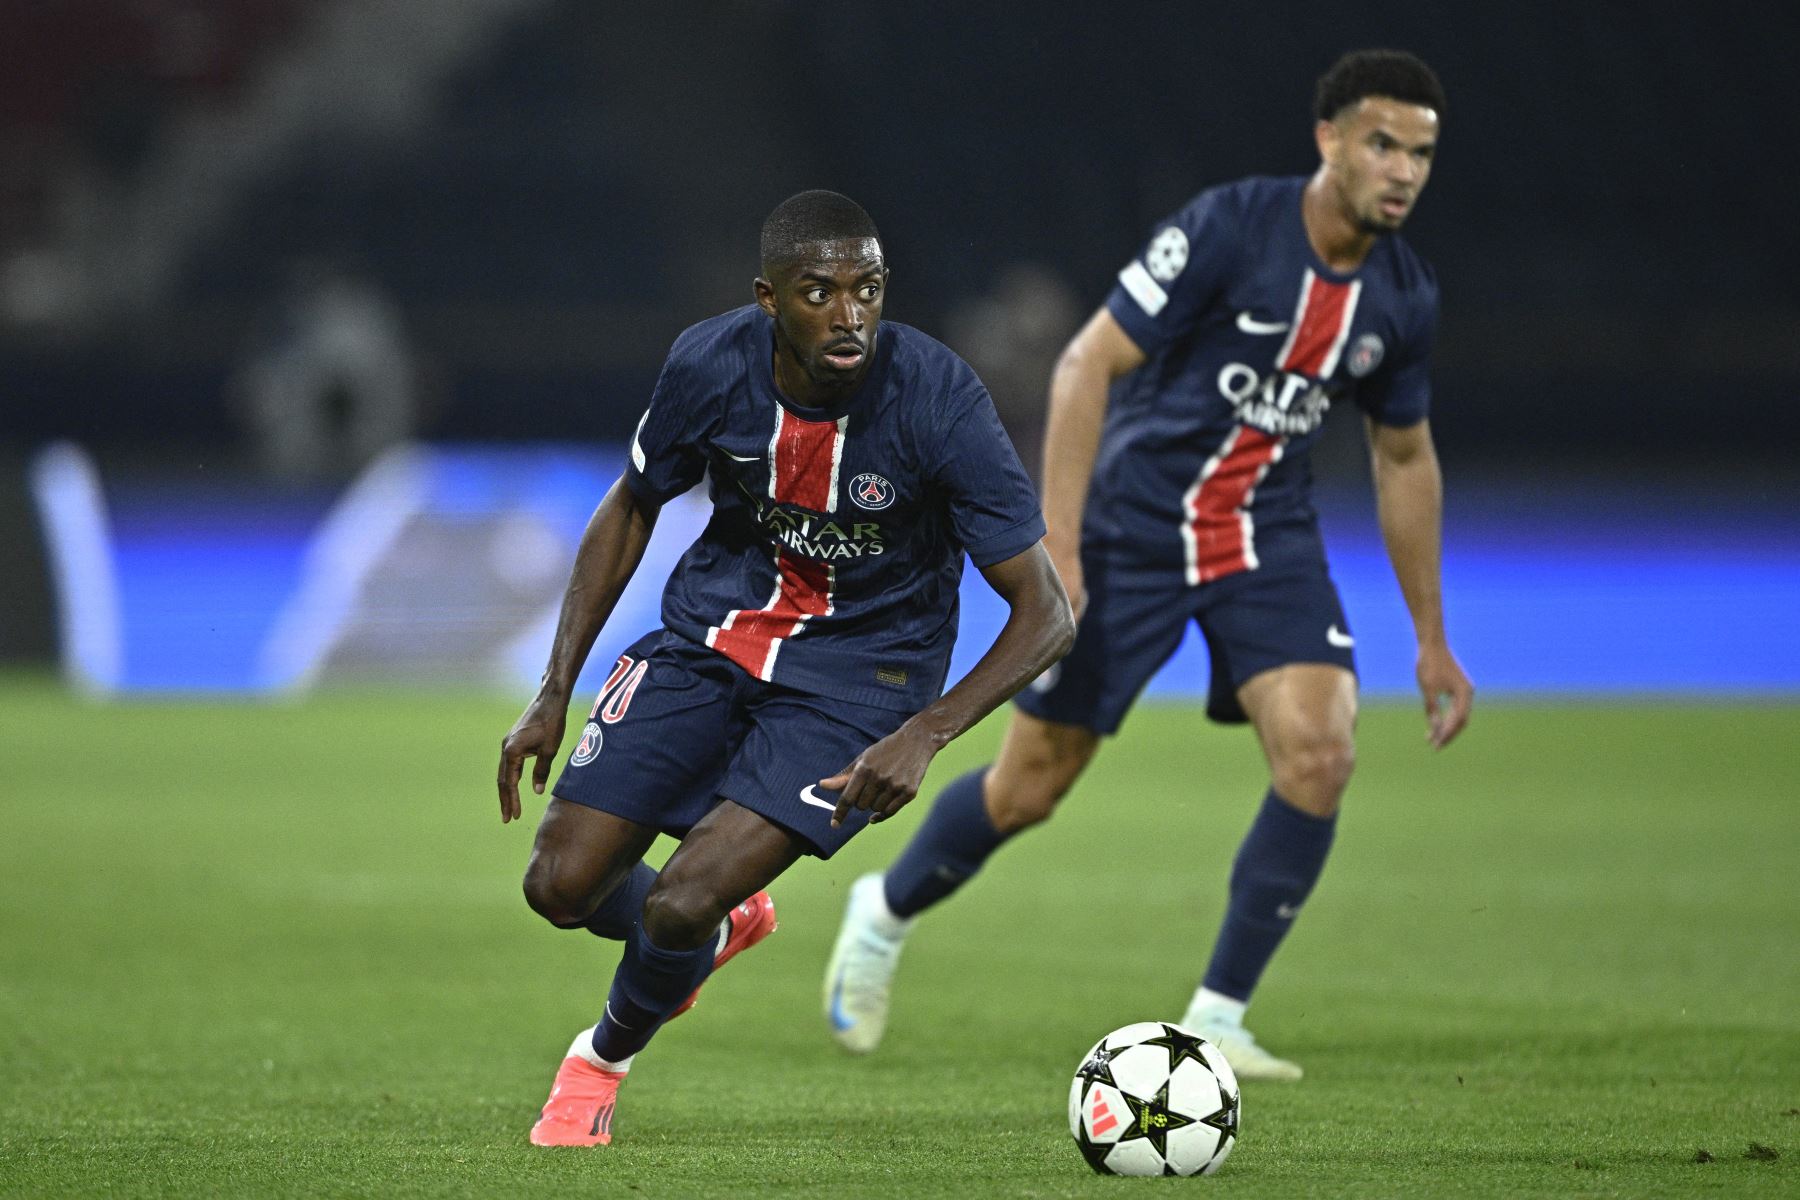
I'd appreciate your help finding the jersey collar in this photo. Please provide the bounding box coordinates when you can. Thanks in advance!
[753,313,889,424]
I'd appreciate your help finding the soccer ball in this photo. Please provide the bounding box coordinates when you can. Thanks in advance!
[1068,1021,1240,1176]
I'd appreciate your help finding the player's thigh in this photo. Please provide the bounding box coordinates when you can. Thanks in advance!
[1014,556,1193,737]
[1237,662,1359,809]
[643,800,808,948]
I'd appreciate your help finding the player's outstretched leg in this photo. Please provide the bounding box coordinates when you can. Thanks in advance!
[533,801,804,1146]
[824,713,1098,1053]
[1183,664,1356,1082]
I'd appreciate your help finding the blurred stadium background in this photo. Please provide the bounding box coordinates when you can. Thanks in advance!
[4,6,1798,1195]
[2,0,1794,698]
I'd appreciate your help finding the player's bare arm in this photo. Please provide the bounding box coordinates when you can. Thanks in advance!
[1365,416,1473,748]
[497,476,660,823]
[824,542,1074,827]
[1041,308,1146,615]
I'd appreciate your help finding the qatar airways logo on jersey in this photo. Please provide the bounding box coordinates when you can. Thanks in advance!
[1216,364,1333,436]
[733,479,887,560]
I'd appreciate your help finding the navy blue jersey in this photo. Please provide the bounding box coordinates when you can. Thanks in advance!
[1094,175,1439,582]
[624,305,1045,713]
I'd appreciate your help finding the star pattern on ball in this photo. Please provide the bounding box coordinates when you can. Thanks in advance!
[1138,1024,1215,1075]
[1074,1048,1116,1088]
[1199,1083,1241,1142]
[1117,1081,1196,1160]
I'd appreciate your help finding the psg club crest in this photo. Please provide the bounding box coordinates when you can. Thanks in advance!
[1346,333,1385,378]
[570,721,603,766]
[850,473,895,511]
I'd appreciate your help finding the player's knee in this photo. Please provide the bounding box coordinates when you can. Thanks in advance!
[1271,730,1356,814]
[639,880,725,951]
[521,862,593,928]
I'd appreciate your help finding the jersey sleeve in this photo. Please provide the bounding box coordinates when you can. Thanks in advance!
[1104,188,1240,355]
[928,385,1047,567]
[623,353,712,505]
[1356,278,1439,427]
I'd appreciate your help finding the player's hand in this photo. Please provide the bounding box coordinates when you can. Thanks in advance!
[818,723,941,828]
[1046,537,1087,622]
[497,693,568,824]
[1416,642,1473,749]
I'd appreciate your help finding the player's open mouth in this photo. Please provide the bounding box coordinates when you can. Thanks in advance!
[822,343,865,369]
[1380,195,1410,218]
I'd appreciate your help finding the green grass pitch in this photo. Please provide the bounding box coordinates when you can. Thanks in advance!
[1,677,1794,1197]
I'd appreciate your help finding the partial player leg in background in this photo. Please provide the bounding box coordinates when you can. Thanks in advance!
[824,555,1189,1054]
[824,711,1100,1053]
[1183,662,1357,1081]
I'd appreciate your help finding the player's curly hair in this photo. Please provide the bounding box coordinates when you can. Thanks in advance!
[760,190,881,274]
[1314,50,1446,122]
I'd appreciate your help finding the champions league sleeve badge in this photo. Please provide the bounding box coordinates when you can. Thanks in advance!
[1146,227,1190,283]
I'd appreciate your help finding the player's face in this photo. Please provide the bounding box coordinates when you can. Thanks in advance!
[755,239,888,393]
[1318,96,1439,233]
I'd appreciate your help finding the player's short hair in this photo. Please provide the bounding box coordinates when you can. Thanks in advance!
[759,190,881,274]
[1314,50,1446,122]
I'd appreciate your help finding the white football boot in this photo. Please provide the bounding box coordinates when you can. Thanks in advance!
[822,873,913,1054]
[1183,990,1304,1082]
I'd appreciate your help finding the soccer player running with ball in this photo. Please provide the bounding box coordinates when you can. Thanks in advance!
[824,51,1474,1081]
[497,191,1073,1146]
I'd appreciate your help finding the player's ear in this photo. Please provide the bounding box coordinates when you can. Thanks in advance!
[753,276,778,317]
[1314,118,1339,165]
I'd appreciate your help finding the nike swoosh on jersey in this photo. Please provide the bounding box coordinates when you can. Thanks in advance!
[720,450,762,463]
[799,785,836,810]
[1327,624,1355,648]
[1236,311,1291,335]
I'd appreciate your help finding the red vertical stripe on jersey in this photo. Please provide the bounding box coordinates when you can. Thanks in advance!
[708,408,844,679]
[1180,271,1358,584]
[1182,427,1284,584]
[1275,271,1361,377]
[771,409,842,513]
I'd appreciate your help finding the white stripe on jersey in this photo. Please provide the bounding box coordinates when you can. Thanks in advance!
[824,415,848,513]
[1118,260,1169,317]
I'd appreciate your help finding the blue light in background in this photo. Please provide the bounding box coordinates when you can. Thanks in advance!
[68,445,1800,696]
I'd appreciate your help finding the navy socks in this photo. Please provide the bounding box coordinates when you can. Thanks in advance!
[582,861,658,941]
[1201,790,1337,1001]
[590,929,715,1064]
[882,767,1012,919]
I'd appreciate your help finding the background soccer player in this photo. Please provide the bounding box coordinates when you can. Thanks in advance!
[825,51,1474,1081]
[496,191,1073,1145]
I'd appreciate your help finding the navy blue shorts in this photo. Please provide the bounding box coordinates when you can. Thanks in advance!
[551,629,909,858]
[1015,553,1356,733]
